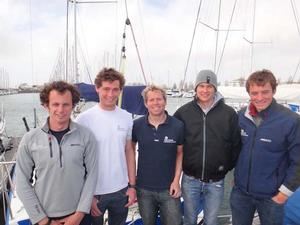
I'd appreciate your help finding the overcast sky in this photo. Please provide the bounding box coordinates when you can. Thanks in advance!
[1,0,300,87]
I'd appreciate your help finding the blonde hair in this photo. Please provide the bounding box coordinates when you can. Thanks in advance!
[142,85,167,102]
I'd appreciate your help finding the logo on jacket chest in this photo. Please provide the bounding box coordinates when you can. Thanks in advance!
[163,136,176,144]
[241,129,248,137]
[153,136,176,143]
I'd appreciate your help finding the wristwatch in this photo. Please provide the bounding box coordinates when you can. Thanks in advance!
[128,183,136,189]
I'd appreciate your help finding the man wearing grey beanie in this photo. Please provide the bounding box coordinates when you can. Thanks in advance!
[174,69,241,225]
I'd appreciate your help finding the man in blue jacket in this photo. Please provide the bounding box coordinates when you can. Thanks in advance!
[230,69,300,225]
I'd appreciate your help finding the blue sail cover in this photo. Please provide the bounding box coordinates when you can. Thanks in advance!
[75,82,147,115]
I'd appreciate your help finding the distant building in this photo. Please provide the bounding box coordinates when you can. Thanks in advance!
[225,77,245,87]
[18,83,43,93]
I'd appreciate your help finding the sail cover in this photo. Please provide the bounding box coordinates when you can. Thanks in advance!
[75,82,147,115]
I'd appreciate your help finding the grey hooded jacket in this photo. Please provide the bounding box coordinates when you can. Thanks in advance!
[16,120,98,224]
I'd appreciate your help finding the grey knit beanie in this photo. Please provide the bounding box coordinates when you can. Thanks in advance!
[195,70,218,90]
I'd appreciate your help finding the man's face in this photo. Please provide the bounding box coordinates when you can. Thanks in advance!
[96,80,121,110]
[248,82,275,112]
[145,90,166,116]
[45,90,73,129]
[196,83,215,105]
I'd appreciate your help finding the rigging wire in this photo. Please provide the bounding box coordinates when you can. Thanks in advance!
[213,0,222,73]
[137,0,153,83]
[122,0,148,85]
[216,0,238,76]
[119,21,128,73]
[114,1,119,68]
[181,0,203,90]
[290,0,300,82]
[77,9,93,84]
[291,0,300,35]
[78,39,93,84]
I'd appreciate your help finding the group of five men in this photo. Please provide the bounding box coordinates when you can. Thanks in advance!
[16,68,300,225]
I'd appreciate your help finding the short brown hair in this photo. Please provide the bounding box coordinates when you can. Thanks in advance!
[142,85,167,102]
[94,67,125,89]
[246,69,277,93]
[40,81,80,107]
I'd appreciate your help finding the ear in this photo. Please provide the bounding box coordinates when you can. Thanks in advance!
[43,103,50,111]
[95,85,100,93]
[144,100,148,108]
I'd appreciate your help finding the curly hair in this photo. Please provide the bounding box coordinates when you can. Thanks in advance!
[94,67,125,89]
[40,81,80,107]
[246,69,277,93]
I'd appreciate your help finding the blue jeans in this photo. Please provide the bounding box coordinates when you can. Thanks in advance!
[137,188,183,225]
[181,173,224,225]
[92,187,129,225]
[230,185,284,225]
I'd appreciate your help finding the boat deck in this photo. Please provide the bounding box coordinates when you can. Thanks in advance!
[0,136,22,224]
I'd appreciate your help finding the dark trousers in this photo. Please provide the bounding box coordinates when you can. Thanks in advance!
[91,187,129,225]
[230,185,284,225]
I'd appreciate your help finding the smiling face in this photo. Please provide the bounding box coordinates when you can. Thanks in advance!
[96,80,121,110]
[45,90,73,131]
[248,82,275,112]
[145,90,166,117]
[196,83,216,106]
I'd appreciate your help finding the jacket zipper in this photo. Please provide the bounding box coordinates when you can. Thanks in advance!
[48,132,66,168]
[201,114,206,180]
[44,126,73,167]
[59,145,63,167]
[48,134,53,158]
[59,134,68,168]
[246,128,257,192]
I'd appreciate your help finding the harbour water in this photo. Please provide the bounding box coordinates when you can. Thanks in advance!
[0,93,233,224]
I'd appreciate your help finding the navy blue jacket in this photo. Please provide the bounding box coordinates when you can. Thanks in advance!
[235,100,300,198]
[284,187,300,224]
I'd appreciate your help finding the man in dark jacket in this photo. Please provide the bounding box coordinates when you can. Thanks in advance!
[174,70,241,225]
[230,69,300,225]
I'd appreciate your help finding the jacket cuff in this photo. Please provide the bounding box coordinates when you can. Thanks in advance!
[279,184,293,197]
[31,214,47,225]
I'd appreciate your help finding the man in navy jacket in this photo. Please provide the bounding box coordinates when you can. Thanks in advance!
[230,69,300,225]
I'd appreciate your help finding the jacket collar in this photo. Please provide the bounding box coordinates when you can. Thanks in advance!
[193,91,224,113]
[41,117,76,133]
[245,99,277,121]
[144,110,170,126]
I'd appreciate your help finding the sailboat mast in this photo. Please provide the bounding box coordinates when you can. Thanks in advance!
[214,0,222,73]
[250,0,257,73]
[74,0,79,83]
[65,0,69,81]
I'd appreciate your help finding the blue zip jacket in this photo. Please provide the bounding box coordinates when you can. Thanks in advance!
[284,187,300,224]
[234,100,300,198]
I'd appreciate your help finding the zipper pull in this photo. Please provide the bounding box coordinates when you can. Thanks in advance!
[48,135,53,158]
